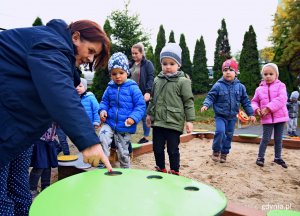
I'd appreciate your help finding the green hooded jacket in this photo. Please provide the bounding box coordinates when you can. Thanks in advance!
[147,71,195,132]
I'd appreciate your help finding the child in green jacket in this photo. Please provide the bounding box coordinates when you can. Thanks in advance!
[146,43,195,175]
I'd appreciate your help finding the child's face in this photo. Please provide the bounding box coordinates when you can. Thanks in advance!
[161,58,180,74]
[76,83,85,95]
[111,69,127,85]
[222,67,236,81]
[262,66,277,84]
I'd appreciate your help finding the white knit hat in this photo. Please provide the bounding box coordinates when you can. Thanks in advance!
[160,43,182,66]
[261,63,279,77]
[290,91,299,100]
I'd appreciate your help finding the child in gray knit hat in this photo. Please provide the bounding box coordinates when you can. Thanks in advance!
[98,52,146,168]
[76,78,100,128]
[287,90,300,137]
[146,43,195,175]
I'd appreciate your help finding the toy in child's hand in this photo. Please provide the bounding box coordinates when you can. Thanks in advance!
[237,110,249,123]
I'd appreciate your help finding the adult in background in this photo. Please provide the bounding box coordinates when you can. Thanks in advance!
[129,43,154,144]
[0,19,112,215]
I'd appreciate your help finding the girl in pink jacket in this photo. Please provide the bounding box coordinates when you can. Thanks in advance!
[251,63,288,168]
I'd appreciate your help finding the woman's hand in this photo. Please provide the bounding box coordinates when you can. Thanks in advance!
[82,144,112,171]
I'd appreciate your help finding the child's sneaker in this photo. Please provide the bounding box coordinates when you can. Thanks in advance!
[155,166,167,173]
[211,152,220,162]
[256,157,264,167]
[274,158,288,168]
[291,131,298,137]
[168,170,180,175]
[220,154,227,163]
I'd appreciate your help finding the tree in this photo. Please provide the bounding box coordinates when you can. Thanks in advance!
[259,47,275,63]
[146,45,155,64]
[179,34,192,77]
[271,0,299,90]
[192,36,209,94]
[154,25,166,74]
[108,1,150,58]
[239,25,260,95]
[213,19,231,82]
[168,30,175,43]
[32,17,43,26]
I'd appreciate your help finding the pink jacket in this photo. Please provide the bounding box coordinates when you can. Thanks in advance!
[251,79,289,124]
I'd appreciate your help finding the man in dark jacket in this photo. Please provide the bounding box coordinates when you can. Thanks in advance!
[0,19,112,215]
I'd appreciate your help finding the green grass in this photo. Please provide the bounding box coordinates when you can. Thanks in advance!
[194,94,215,123]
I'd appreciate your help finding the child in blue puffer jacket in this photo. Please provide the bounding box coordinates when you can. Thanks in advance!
[98,52,146,168]
[76,78,100,129]
[201,59,256,163]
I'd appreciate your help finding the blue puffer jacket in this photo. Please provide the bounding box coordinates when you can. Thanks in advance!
[203,77,254,118]
[99,79,146,133]
[0,19,99,167]
[81,92,100,126]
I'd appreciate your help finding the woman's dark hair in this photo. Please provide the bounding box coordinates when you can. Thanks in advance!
[69,20,110,70]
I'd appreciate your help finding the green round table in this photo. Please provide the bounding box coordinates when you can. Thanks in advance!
[30,169,227,216]
[267,210,300,216]
[131,143,141,149]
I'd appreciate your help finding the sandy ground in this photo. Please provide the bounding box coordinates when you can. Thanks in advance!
[131,138,300,213]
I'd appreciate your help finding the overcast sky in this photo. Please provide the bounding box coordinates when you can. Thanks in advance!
[1,0,278,65]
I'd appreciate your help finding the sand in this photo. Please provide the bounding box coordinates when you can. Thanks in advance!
[131,138,300,212]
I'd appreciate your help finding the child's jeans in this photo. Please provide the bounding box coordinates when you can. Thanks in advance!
[287,118,297,133]
[29,168,51,191]
[212,116,236,154]
[258,122,285,159]
[99,124,131,168]
[152,126,182,172]
[0,146,33,216]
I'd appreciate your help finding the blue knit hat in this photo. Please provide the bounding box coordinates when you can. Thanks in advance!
[160,43,182,66]
[108,52,129,74]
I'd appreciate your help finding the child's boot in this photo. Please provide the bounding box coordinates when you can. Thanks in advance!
[220,154,227,163]
[274,158,288,168]
[155,166,167,173]
[292,131,298,137]
[211,152,220,162]
[256,157,264,167]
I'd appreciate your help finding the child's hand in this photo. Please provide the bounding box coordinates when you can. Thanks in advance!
[146,115,151,127]
[200,106,208,112]
[125,118,135,127]
[186,122,193,133]
[100,110,107,122]
[261,107,270,116]
[256,108,261,116]
[144,93,151,102]
[249,116,256,123]
[94,125,100,129]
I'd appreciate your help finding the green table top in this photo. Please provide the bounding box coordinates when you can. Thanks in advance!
[131,143,141,149]
[30,169,227,216]
[267,210,300,216]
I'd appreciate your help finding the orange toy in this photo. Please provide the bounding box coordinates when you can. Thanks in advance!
[237,110,249,123]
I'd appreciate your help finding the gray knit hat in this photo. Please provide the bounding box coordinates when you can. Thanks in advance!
[108,52,129,74]
[290,91,299,100]
[160,43,182,66]
[80,78,87,90]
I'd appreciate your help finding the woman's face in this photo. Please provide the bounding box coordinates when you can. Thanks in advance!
[72,32,102,67]
[131,48,143,63]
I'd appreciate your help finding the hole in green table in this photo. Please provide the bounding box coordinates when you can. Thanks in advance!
[147,175,163,179]
[105,171,122,176]
[184,186,199,191]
